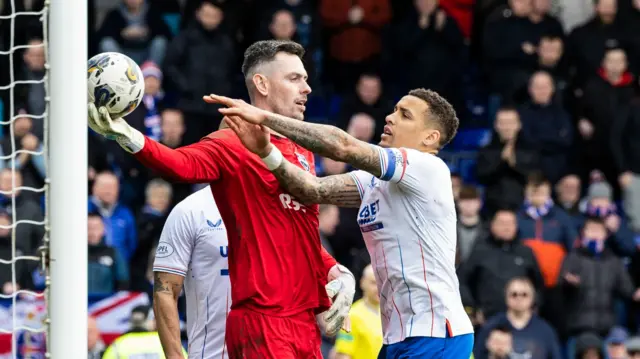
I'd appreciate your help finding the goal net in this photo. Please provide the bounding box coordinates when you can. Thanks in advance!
[0,0,88,358]
[0,1,50,358]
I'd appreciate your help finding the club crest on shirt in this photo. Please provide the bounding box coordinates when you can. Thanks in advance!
[295,153,310,172]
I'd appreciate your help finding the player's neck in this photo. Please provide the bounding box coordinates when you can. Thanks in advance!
[252,100,286,138]
[506,310,532,329]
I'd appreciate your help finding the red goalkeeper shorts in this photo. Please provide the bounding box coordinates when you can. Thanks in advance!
[225,308,322,359]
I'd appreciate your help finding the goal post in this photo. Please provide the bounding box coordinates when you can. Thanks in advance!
[48,0,88,357]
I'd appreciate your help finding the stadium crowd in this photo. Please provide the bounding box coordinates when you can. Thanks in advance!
[2,0,640,357]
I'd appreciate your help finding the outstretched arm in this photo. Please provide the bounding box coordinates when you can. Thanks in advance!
[262,113,383,177]
[272,158,362,207]
[206,95,383,177]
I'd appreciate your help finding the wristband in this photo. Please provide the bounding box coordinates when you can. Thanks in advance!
[261,146,283,171]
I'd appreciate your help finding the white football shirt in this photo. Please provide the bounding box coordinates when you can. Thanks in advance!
[349,147,474,345]
[153,187,230,359]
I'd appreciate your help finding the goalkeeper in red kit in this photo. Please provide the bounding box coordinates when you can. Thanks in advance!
[87,40,356,359]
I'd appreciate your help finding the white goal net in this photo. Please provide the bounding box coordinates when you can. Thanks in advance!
[0,1,50,358]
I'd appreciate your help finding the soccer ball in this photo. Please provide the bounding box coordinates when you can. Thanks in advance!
[87,52,144,119]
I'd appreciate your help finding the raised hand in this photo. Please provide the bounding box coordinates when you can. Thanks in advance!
[204,94,268,125]
[88,103,145,153]
[223,116,272,157]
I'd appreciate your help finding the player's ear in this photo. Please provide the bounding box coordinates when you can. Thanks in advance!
[253,74,269,97]
[421,129,440,147]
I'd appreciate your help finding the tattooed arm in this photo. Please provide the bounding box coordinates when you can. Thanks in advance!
[263,114,382,177]
[273,158,362,208]
[153,271,185,359]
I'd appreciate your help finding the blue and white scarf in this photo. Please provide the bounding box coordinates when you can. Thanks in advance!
[524,199,554,220]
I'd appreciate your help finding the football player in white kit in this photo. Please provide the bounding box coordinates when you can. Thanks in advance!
[152,186,354,358]
[152,186,230,358]
[206,88,475,359]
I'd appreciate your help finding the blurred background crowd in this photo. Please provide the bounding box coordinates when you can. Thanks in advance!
[2,0,640,358]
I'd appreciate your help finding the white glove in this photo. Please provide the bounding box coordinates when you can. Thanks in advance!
[88,103,145,153]
[323,264,355,337]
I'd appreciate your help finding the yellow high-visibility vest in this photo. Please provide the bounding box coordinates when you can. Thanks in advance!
[102,331,187,359]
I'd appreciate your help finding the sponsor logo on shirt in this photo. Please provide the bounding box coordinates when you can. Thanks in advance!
[358,200,384,233]
[155,243,175,258]
[296,152,310,172]
[206,218,224,231]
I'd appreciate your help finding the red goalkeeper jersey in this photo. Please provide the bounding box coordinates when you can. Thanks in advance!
[135,129,337,316]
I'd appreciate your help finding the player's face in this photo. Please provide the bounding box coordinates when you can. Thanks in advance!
[265,53,311,121]
[380,95,439,150]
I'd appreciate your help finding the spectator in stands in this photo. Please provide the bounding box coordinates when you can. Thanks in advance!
[393,0,465,114]
[476,107,538,217]
[578,181,636,257]
[574,332,605,359]
[87,212,129,295]
[560,217,640,340]
[346,113,376,143]
[611,100,640,233]
[151,108,191,206]
[129,179,171,291]
[627,336,640,359]
[624,0,640,72]
[482,0,541,102]
[319,204,339,257]
[567,0,628,86]
[320,0,391,92]
[536,36,569,99]
[531,0,564,34]
[553,0,594,33]
[451,172,462,201]
[517,172,577,334]
[262,0,321,51]
[16,38,45,138]
[0,169,44,255]
[98,0,171,65]
[137,61,164,142]
[1,109,45,199]
[605,327,630,359]
[334,264,382,359]
[555,174,583,218]
[88,316,105,359]
[458,209,544,323]
[483,325,514,359]
[337,73,394,141]
[88,171,137,261]
[0,208,33,295]
[163,0,235,144]
[474,277,562,359]
[456,185,485,266]
[518,71,573,183]
[263,9,317,80]
[576,47,635,189]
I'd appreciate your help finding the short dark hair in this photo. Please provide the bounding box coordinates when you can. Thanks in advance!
[527,171,550,187]
[241,40,305,79]
[407,88,459,148]
[458,185,480,200]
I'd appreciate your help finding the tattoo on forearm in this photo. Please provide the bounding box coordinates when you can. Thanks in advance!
[265,114,382,177]
[272,161,361,208]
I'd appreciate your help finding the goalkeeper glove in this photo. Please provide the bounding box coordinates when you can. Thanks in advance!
[88,103,145,154]
[323,264,355,337]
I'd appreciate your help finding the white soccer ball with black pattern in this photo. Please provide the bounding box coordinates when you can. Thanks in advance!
[87,52,144,119]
